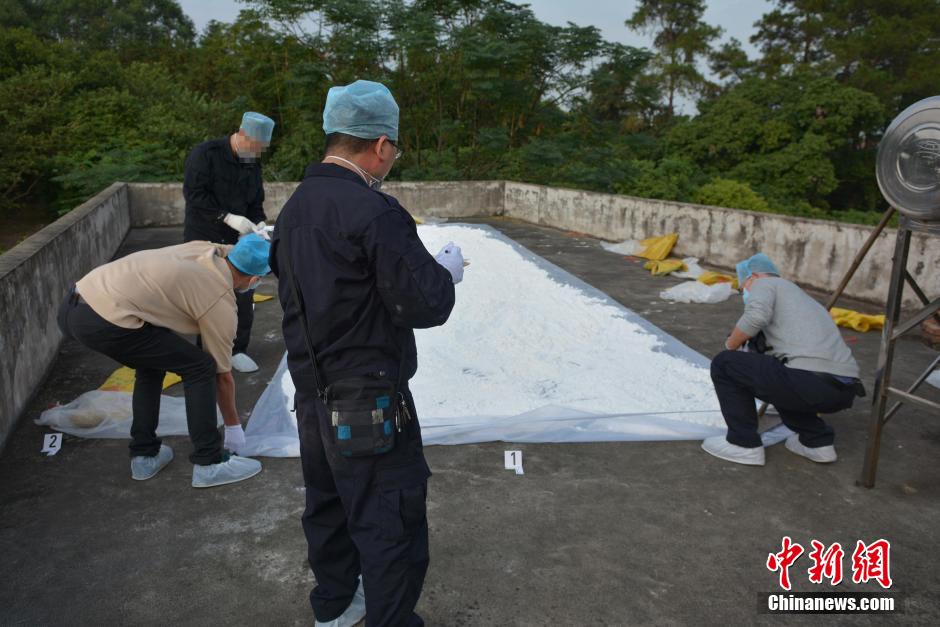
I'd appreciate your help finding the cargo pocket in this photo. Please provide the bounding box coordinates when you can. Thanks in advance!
[377,463,430,541]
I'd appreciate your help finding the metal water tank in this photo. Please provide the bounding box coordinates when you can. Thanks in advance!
[876,95,940,221]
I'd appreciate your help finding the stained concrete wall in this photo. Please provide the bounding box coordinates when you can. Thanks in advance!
[503,182,938,307]
[125,180,937,306]
[128,180,504,226]
[0,183,130,453]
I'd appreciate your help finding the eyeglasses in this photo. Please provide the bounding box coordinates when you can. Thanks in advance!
[385,137,403,160]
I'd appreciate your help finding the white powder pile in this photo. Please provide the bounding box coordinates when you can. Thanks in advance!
[410,225,722,424]
[245,224,725,453]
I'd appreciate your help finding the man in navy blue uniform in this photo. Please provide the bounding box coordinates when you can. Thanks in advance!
[183,111,275,377]
[270,80,464,627]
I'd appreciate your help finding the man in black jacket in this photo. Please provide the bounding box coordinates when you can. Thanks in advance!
[183,111,275,375]
[271,80,463,627]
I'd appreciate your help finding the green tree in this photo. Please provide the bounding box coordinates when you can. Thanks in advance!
[0,67,75,211]
[0,0,195,51]
[693,178,771,212]
[667,73,883,212]
[622,157,704,202]
[625,0,721,116]
[0,0,913,227]
[708,38,753,86]
[582,43,659,128]
[751,0,940,113]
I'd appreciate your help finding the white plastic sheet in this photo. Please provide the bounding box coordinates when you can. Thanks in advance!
[672,257,706,280]
[660,281,735,304]
[600,239,643,256]
[242,224,728,456]
[927,369,940,390]
[243,357,300,457]
[35,390,221,438]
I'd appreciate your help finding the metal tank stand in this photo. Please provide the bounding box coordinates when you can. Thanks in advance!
[859,216,940,488]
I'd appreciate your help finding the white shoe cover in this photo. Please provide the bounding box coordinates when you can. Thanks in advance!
[315,578,366,627]
[192,454,262,488]
[231,352,259,373]
[702,435,765,466]
[131,444,174,480]
[785,434,837,463]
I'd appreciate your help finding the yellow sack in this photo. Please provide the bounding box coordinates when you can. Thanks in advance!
[643,258,687,276]
[698,271,739,290]
[99,367,182,393]
[830,307,885,333]
[253,293,275,303]
[635,233,678,261]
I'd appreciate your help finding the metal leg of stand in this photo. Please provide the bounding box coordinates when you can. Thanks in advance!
[858,225,912,488]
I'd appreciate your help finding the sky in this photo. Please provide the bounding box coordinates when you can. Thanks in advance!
[176,0,774,113]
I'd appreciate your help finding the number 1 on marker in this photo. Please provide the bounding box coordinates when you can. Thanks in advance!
[504,450,523,474]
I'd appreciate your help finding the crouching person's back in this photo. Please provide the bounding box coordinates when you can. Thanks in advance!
[702,253,865,466]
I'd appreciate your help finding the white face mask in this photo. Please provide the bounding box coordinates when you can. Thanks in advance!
[325,155,384,189]
[237,277,260,294]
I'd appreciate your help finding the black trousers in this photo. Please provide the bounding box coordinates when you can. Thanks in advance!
[57,292,224,465]
[710,351,856,448]
[296,386,429,627]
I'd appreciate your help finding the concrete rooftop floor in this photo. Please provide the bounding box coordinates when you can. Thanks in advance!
[1,218,938,626]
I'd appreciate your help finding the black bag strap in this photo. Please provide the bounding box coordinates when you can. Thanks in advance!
[280,231,326,400]
[279,228,408,402]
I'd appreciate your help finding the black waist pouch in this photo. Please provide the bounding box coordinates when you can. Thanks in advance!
[326,377,398,457]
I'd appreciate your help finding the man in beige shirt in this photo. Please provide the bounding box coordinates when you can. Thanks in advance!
[57,234,271,488]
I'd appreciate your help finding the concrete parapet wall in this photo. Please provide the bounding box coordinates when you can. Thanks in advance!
[0,183,130,453]
[384,181,505,218]
[128,180,504,226]
[122,180,938,307]
[128,182,301,227]
[503,182,937,307]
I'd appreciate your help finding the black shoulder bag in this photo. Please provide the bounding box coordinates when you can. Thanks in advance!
[280,234,407,457]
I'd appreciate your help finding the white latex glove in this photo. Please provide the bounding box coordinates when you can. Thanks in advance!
[435,241,464,284]
[224,424,246,454]
[253,221,271,241]
[223,213,255,235]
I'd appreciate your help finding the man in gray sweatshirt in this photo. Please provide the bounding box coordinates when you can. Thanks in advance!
[702,253,864,466]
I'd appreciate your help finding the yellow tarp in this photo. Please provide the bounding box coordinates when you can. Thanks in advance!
[643,258,687,276]
[99,367,182,392]
[830,307,885,333]
[698,271,739,290]
[635,233,678,261]
[253,293,275,303]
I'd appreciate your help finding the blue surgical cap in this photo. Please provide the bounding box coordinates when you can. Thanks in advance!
[736,252,781,286]
[241,112,275,143]
[228,233,271,276]
[323,80,399,141]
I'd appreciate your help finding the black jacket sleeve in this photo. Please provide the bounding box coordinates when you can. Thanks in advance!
[183,146,225,222]
[363,209,456,329]
[246,170,267,224]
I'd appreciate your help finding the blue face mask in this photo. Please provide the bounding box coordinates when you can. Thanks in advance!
[742,288,750,305]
